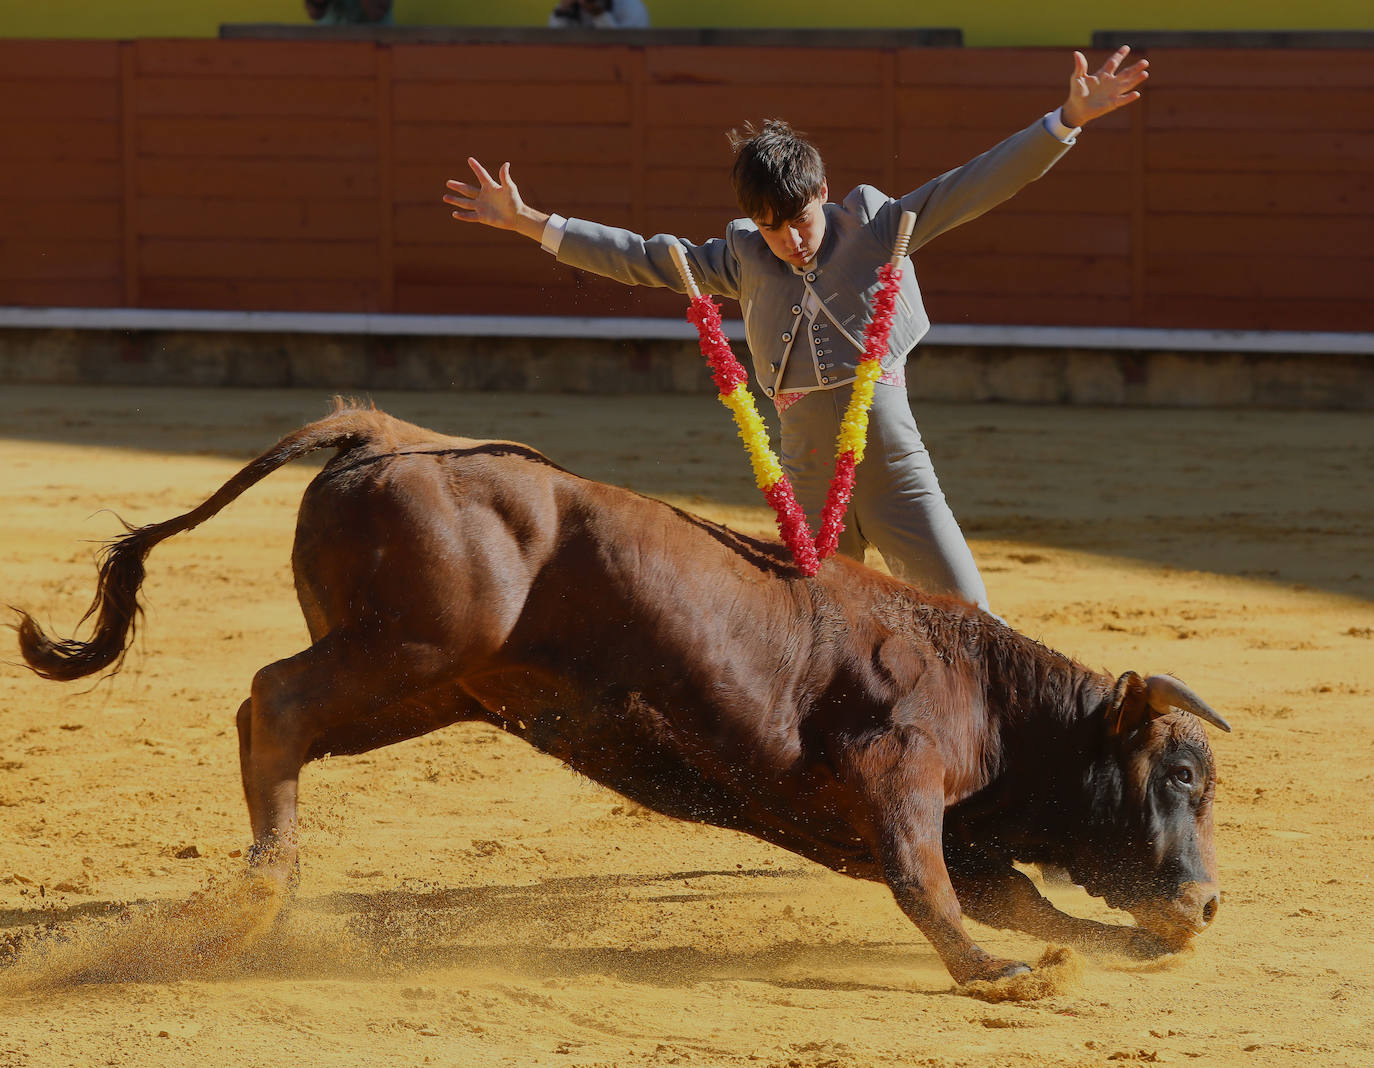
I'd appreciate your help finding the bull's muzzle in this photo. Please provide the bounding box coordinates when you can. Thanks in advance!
[1130,881,1220,949]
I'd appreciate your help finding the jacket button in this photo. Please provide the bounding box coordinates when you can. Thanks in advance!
[765,387,775,397]
[805,272,816,282]
[782,332,792,342]
[790,304,801,314]
[812,323,821,331]
[821,376,830,384]
[770,362,779,372]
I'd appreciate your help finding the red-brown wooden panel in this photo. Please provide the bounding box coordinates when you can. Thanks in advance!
[1142,295,1371,332]
[647,47,885,87]
[1148,88,1374,131]
[394,161,629,207]
[897,49,1067,87]
[2,201,121,241]
[644,85,884,129]
[0,240,121,281]
[396,122,634,167]
[644,123,882,167]
[1147,213,1374,257]
[138,117,379,160]
[897,88,1092,131]
[1148,49,1374,89]
[135,39,377,79]
[0,161,122,199]
[140,238,378,280]
[0,40,120,80]
[140,277,380,312]
[0,119,121,161]
[395,205,521,245]
[135,159,379,200]
[0,79,120,121]
[897,127,1132,176]
[1146,129,1374,174]
[916,252,1133,297]
[1146,254,1373,301]
[394,81,631,125]
[933,211,1132,257]
[0,279,123,307]
[921,293,1134,327]
[1147,172,1374,216]
[395,242,563,287]
[396,281,585,316]
[896,167,1131,215]
[392,44,635,83]
[138,196,380,241]
[136,77,378,119]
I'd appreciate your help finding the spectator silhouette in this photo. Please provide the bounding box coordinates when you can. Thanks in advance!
[306,0,393,24]
[549,0,650,28]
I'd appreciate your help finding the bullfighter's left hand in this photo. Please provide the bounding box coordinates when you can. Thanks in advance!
[1061,46,1150,128]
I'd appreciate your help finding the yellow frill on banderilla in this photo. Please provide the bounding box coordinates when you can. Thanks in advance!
[719,383,785,491]
[836,358,884,462]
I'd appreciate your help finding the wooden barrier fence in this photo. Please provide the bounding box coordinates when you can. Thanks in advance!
[1,38,1371,331]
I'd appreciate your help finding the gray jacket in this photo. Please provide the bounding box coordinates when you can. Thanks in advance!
[555,116,1072,398]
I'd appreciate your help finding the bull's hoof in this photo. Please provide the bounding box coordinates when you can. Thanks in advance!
[1122,927,1176,960]
[957,956,1032,984]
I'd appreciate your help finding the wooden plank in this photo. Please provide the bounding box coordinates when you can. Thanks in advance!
[1146,254,1374,302]
[0,120,121,161]
[896,167,1131,214]
[394,162,629,206]
[916,252,1133,297]
[897,49,1067,87]
[394,81,631,125]
[644,85,884,130]
[139,238,379,280]
[1,201,121,240]
[136,77,378,119]
[396,122,634,167]
[1146,129,1374,174]
[138,117,378,160]
[0,79,120,121]
[392,43,635,83]
[1147,172,1374,216]
[135,39,377,79]
[0,162,122,199]
[897,127,1132,176]
[0,40,120,80]
[1129,94,1146,321]
[1147,49,1374,89]
[396,205,525,245]
[646,47,885,87]
[1148,88,1374,131]
[120,42,139,308]
[931,211,1132,257]
[394,242,563,286]
[377,46,395,314]
[897,88,1121,131]
[922,293,1134,327]
[139,277,379,312]
[1142,295,1373,332]
[138,196,378,240]
[396,281,585,316]
[135,159,380,200]
[1147,213,1374,257]
[0,279,123,308]
[0,240,122,281]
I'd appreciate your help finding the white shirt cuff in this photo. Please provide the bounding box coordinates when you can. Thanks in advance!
[1043,107,1081,145]
[541,213,568,255]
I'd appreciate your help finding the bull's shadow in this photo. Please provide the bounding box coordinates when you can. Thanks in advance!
[2,384,1369,603]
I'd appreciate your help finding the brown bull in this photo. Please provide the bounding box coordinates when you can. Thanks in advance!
[17,405,1231,985]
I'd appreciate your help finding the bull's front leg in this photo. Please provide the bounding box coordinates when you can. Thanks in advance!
[836,727,1030,984]
[945,852,1171,960]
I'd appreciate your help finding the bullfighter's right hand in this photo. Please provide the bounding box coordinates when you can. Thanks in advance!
[444,158,549,243]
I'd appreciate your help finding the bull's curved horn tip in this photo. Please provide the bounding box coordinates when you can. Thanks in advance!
[1145,674,1232,733]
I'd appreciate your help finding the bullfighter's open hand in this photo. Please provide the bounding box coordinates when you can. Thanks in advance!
[1061,46,1150,128]
[444,158,549,243]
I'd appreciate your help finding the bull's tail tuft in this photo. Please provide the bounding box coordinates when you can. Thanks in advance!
[15,407,382,683]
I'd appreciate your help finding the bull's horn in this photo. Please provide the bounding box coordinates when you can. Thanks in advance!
[1145,675,1232,733]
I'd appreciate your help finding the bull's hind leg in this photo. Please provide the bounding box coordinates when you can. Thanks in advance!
[235,628,473,880]
[837,726,1030,985]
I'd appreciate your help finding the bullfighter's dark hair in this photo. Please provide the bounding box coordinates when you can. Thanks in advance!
[727,119,827,229]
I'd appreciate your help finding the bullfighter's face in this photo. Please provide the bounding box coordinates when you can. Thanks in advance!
[1073,682,1224,950]
[754,186,828,269]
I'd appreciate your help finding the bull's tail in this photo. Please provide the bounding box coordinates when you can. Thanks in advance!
[15,403,380,682]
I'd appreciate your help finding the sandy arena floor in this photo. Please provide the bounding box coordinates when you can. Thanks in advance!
[1,384,1371,1067]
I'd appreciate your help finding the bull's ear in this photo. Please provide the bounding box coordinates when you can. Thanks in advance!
[1105,671,1152,737]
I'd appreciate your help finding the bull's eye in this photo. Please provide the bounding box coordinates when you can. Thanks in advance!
[1171,766,1194,786]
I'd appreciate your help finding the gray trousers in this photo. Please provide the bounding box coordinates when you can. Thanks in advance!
[778,381,990,611]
